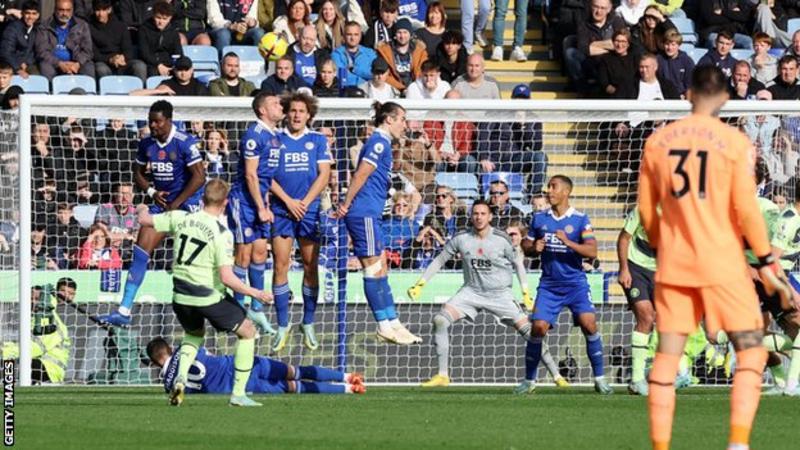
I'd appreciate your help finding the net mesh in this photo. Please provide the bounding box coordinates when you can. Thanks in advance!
[5,98,798,386]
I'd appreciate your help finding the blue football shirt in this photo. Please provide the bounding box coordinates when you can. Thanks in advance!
[162,347,233,394]
[348,128,393,218]
[232,120,281,206]
[135,125,204,205]
[527,207,595,286]
[272,129,332,215]
[293,48,317,86]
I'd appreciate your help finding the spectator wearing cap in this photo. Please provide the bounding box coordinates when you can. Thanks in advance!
[137,0,182,77]
[89,0,147,82]
[1,0,40,78]
[286,25,330,87]
[568,0,626,89]
[332,20,377,87]
[729,60,766,100]
[259,55,305,95]
[768,55,800,100]
[35,0,95,80]
[375,17,427,92]
[698,0,754,50]
[405,59,450,99]
[365,0,398,49]
[697,30,739,79]
[209,52,256,96]
[452,53,499,99]
[433,29,467,84]
[751,32,778,85]
[130,55,210,95]
[657,29,694,98]
[207,0,262,55]
[597,28,637,98]
[359,56,399,100]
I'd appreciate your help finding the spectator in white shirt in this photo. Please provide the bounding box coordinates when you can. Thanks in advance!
[405,60,451,99]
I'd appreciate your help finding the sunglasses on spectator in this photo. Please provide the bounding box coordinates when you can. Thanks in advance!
[489,191,507,196]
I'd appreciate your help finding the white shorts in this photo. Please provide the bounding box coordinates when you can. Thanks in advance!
[444,287,526,327]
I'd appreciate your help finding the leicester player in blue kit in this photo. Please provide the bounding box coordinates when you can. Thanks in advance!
[517,175,613,395]
[226,92,284,338]
[147,338,366,395]
[98,100,206,327]
[269,92,332,352]
[337,102,421,345]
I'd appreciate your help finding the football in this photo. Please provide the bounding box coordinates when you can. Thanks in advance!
[258,32,289,61]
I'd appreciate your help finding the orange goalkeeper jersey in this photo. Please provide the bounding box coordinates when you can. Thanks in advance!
[637,113,771,287]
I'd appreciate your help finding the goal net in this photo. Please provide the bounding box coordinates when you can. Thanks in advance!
[4,97,798,387]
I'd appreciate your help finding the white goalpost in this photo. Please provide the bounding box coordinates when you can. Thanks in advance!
[5,96,800,387]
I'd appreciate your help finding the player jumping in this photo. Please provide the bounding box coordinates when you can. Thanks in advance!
[337,101,421,345]
[269,92,332,352]
[98,100,206,327]
[516,175,613,395]
[407,199,568,388]
[638,65,791,450]
[226,92,284,337]
[137,179,273,407]
[147,337,365,395]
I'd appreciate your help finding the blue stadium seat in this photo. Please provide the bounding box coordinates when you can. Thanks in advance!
[788,18,800,37]
[183,45,220,76]
[671,17,698,44]
[769,48,785,58]
[99,75,143,95]
[687,47,708,64]
[730,49,754,61]
[435,172,479,200]
[481,172,524,201]
[195,73,217,86]
[146,75,169,89]
[51,75,96,94]
[222,45,265,77]
[679,43,695,53]
[11,75,49,94]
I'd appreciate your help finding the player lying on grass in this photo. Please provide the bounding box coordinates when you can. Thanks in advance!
[137,179,273,407]
[147,337,365,395]
[408,199,568,388]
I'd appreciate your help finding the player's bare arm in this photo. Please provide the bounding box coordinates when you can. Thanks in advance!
[168,162,206,211]
[617,229,633,289]
[219,265,273,305]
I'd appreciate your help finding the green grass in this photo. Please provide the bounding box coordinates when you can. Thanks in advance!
[12,387,800,449]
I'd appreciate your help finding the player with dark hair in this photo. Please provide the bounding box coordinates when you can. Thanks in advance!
[517,175,613,395]
[147,337,365,395]
[639,64,791,450]
[337,101,421,345]
[269,92,331,352]
[226,92,284,337]
[98,100,206,327]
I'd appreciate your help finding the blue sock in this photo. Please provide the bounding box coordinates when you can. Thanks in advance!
[297,365,344,382]
[297,381,345,394]
[585,333,605,377]
[273,283,291,327]
[120,245,149,311]
[363,277,387,322]
[233,265,248,307]
[525,338,543,381]
[302,284,318,325]
[248,263,266,312]
[379,276,398,320]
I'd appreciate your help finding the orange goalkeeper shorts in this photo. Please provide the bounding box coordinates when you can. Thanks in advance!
[654,277,763,336]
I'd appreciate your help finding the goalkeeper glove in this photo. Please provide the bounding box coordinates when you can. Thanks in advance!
[407,280,426,301]
[756,254,793,310]
[522,289,534,312]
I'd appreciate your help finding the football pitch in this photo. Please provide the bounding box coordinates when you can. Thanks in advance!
[12,387,799,449]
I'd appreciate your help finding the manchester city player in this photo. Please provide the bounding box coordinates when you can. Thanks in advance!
[516,175,613,395]
[270,92,332,352]
[98,100,206,327]
[337,102,421,345]
[226,92,284,337]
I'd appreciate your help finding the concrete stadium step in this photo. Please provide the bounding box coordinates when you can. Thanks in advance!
[485,60,558,72]
[546,167,597,181]
[494,74,567,84]
[591,217,624,230]
[569,200,627,216]
[546,152,587,163]
[572,186,621,198]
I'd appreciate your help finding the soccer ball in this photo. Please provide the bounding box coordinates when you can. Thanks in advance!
[258,32,289,61]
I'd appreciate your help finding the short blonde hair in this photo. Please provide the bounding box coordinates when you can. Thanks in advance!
[203,178,230,206]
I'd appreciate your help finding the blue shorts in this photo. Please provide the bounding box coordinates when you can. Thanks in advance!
[345,216,384,258]
[246,357,290,394]
[226,194,271,244]
[272,211,320,242]
[148,195,202,215]
[531,283,595,326]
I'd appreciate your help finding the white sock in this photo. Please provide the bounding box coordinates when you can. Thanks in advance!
[594,376,605,383]
[118,306,131,316]
[378,320,392,333]
[345,384,353,394]
[786,378,798,391]
[389,318,402,327]
[727,444,749,450]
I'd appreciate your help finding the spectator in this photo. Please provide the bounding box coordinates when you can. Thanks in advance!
[426,88,476,173]
[0,0,22,39]
[287,25,329,86]
[53,125,96,198]
[35,0,95,80]
[633,53,679,100]
[93,182,139,256]
[394,123,437,191]
[77,223,122,269]
[34,178,58,219]
[358,56,398,99]
[203,128,229,177]
[93,118,136,190]
[208,0,261,53]
[74,177,96,204]
[699,0,754,49]
[31,222,58,270]
[32,122,55,183]
[398,0,425,28]
[89,0,146,82]
[631,5,675,55]
[490,0,526,61]
[414,1,444,53]
[531,192,549,212]
[272,0,310,45]
[0,61,11,97]
[130,55,210,95]
[375,17,427,93]
[751,32,778,85]
[487,179,525,229]
[768,55,800,99]
[365,0,398,49]
[382,191,419,268]
[260,55,305,94]
[506,220,538,269]
[729,60,766,99]
[311,57,340,96]
[315,0,345,51]
[569,0,626,88]
[0,0,40,78]
[460,0,488,50]
[697,30,738,79]
[408,224,442,269]
[657,29,694,98]
[452,53,499,99]
[615,0,648,27]
[173,0,210,45]
[331,20,376,87]
[209,52,257,96]
[597,28,637,98]
[405,59,449,99]
[787,29,800,62]
[117,0,155,43]
[47,202,84,268]
[433,29,467,83]
[257,0,274,31]
[137,0,181,77]
[754,0,792,48]
[421,184,468,241]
